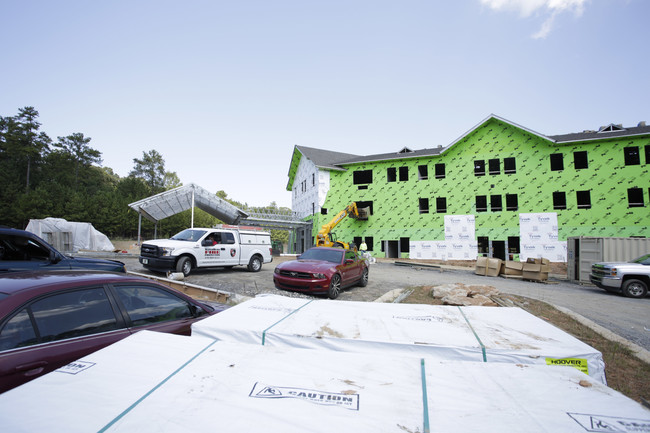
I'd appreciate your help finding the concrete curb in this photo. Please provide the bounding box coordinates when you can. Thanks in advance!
[552,304,650,365]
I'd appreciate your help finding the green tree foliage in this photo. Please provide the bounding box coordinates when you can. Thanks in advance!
[0,107,287,240]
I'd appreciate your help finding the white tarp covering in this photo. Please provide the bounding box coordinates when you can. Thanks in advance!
[192,295,607,384]
[520,212,568,262]
[0,331,647,433]
[25,217,114,252]
[410,215,478,260]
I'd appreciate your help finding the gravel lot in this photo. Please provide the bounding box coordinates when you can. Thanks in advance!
[118,255,650,351]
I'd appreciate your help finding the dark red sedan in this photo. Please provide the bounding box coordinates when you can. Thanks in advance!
[0,270,227,393]
[273,247,369,299]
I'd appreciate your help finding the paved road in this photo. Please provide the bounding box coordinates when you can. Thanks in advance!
[119,256,650,351]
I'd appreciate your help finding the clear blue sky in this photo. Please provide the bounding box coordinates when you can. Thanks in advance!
[2,0,648,209]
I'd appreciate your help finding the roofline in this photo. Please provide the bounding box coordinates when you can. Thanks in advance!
[553,130,650,144]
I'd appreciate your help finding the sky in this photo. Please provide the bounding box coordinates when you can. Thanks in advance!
[1,0,648,209]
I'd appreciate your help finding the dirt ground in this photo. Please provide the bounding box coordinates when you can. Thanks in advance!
[403,286,650,405]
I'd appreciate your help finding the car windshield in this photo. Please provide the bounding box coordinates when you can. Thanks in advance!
[300,248,344,264]
[170,229,207,242]
[630,254,650,265]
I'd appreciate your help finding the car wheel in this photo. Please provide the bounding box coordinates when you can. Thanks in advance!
[328,274,341,299]
[621,279,648,298]
[248,255,262,272]
[177,256,192,277]
[358,268,368,287]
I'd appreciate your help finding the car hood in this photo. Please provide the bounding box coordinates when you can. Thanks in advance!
[143,239,198,248]
[63,256,126,271]
[594,262,647,267]
[278,259,337,272]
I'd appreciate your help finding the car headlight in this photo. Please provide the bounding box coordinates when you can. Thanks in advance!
[610,268,617,276]
[312,273,326,279]
[161,247,174,257]
[274,267,280,274]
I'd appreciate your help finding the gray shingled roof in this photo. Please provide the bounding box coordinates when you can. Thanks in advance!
[295,145,360,170]
[338,146,446,165]
[549,123,650,143]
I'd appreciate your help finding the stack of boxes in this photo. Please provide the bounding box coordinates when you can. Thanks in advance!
[475,257,550,281]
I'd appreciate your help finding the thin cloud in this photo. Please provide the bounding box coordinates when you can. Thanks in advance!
[480,0,589,39]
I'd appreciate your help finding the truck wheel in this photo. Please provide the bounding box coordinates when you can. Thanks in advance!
[621,279,648,298]
[328,274,341,299]
[177,256,192,277]
[247,255,262,272]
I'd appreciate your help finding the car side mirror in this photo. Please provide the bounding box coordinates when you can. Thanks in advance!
[49,250,61,264]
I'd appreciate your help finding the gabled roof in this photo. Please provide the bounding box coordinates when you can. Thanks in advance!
[286,145,360,190]
[128,183,248,224]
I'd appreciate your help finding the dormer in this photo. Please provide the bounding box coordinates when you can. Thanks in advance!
[598,123,626,133]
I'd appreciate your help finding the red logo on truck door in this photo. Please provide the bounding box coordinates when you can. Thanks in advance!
[230,248,236,257]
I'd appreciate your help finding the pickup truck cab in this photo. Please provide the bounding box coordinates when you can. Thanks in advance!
[0,227,126,273]
[589,253,650,298]
[139,227,272,276]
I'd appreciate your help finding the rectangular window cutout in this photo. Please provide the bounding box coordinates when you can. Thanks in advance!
[399,166,409,182]
[400,237,410,253]
[505,193,518,211]
[624,147,640,166]
[353,237,362,247]
[576,190,591,209]
[419,198,430,214]
[353,170,373,185]
[574,151,588,169]
[488,159,500,175]
[387,167,396,182]
[490,195,502,212]
[435,163,445,179]
[364,237,374,251]
[507,236,520,254]
[436,197,447,213]
[312,173,315,186]
[321,208,328,215]
[550,153,564,171]
[356,200,373,215]
[476,195,487,212]
[553,191,566,210]
[645,145,650,165]
[477,237,489,255]
[418,165,428,180]
[357,185,368,190]
[504,157,516,174]
[474,160,485,176]
[628,187,644,207]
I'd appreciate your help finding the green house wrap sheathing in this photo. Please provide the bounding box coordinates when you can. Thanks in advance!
[290,115,650,258]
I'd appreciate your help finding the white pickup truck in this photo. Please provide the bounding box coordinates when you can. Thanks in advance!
[589,253,650,298]
[139,227,273,276]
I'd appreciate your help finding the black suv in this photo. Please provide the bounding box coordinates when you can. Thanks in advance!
[0,227,126,273]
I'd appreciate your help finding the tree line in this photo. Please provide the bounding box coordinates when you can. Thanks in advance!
[0,106,290,244]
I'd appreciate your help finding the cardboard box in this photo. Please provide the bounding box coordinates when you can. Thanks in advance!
[522,271,549,281]
[486,258,502,277]
[475,256,488,276]
[501,261,523,276]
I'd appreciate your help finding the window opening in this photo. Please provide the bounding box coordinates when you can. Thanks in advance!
[399,237,410,253]
[399,166,409,182]
[505,194,518,211]
[488,159,500,175]
[573,151,588,169]
[576,190,592,209]
[474,160,485,176]
[550,153,564,171]
[387,167,396,182]
[419,198,430,214]
[553,191,567,210]
[418,165,428,180]
[353,170,373,185]
[627,188,644,207]
[364,237,374,251]
[490,195,502,212]
[477,237,489,256]
[624,147,640,166]
[435,163,445,179]
[436,197,447,213]
[504,157,516,174]
[507,236,520,254]
[476,195,487,212]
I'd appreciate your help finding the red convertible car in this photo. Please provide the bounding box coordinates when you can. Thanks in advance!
[273,247,369,299]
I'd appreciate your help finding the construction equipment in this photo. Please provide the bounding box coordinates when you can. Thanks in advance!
[316,202,369,249]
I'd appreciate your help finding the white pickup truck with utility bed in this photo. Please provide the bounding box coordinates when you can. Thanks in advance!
[589,253,650,298]
[139,227,272,276]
